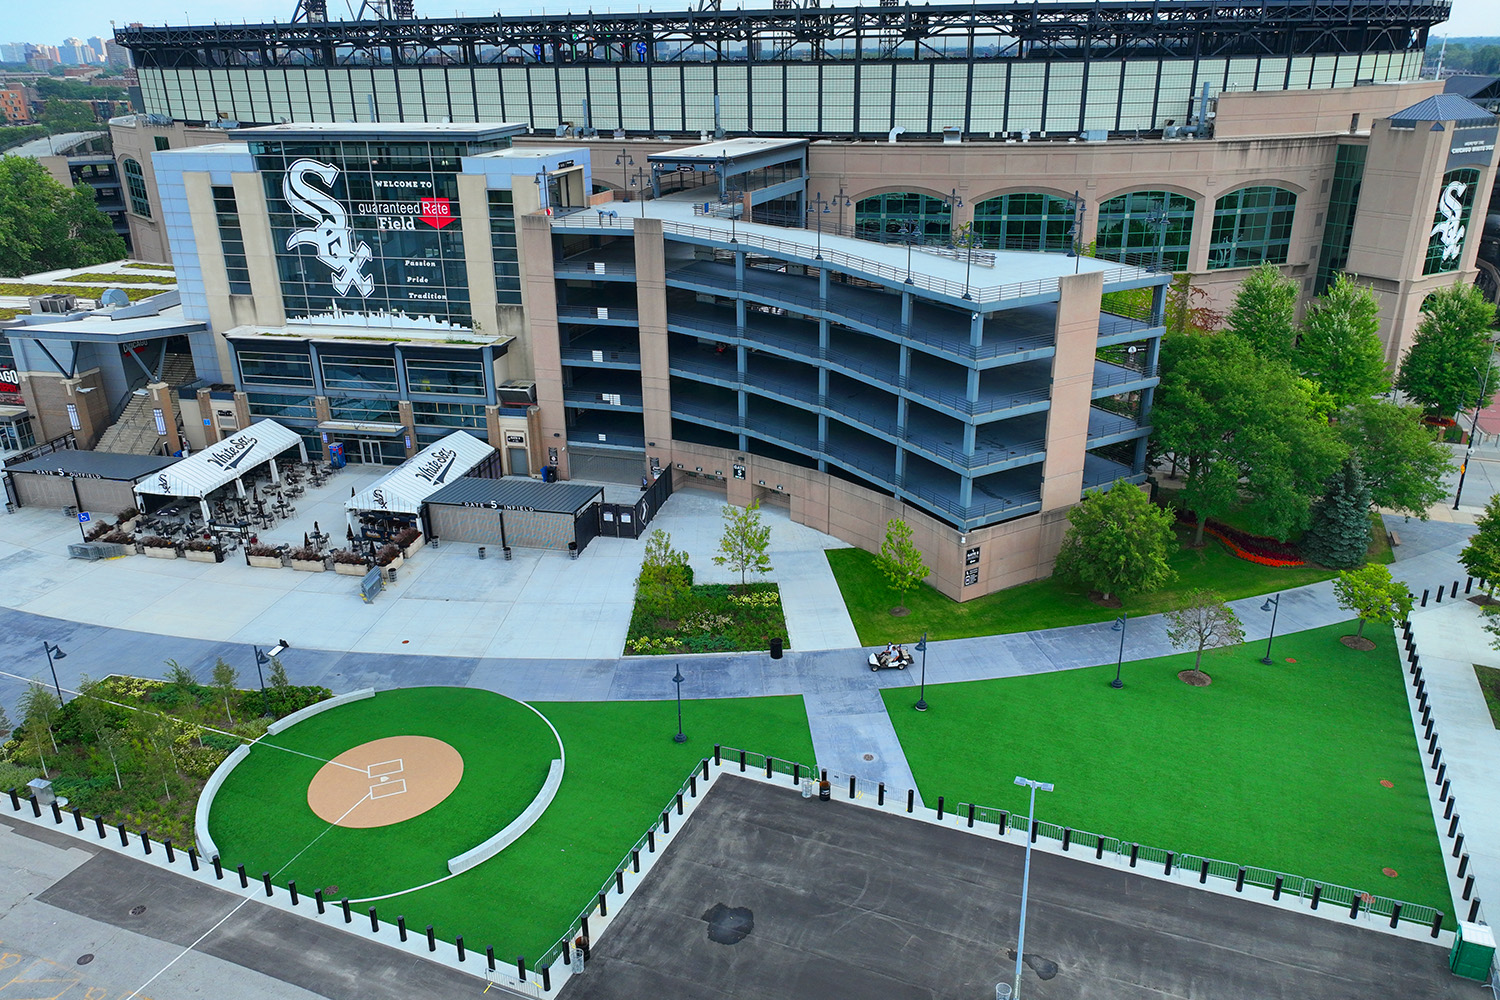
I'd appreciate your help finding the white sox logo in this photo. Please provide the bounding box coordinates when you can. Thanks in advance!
[1430,180,1469,263]
[157,473,170,491]
[373,488,388,509]
[284,159,375,297]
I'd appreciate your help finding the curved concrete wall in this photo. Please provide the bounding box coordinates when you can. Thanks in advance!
[265,687,375,735]
[447,758,564,875]
[194,743,250,861]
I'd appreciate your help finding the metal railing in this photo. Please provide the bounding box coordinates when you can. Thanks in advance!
[556,304,639,324]
[1093,360,1160,389]
[562,388,643,408]
[560,347,642,367]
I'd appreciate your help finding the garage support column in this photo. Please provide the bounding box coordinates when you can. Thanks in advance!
[148,382,181,457]
[197,388,222,446]
[61,378,97,448]
[399,401,417,458]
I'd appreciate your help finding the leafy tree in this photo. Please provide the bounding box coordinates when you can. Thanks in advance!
[1333,564,1414,642]
[1226,264,1299,362]
[0,157,126,276]
[129,710,179,802]
[1395,284,1499,416]
[1337,400,1454,519]
[1296,273,1390,408]
[1153,333,1345,543]
[163,658,195,688]
[1460,494,1500,594]
[1301,458,1373,569]
[0,702,10,738]
[877,518,930,613]
[1163,589,1245,681]
[73,675,128,791]
[38,98,98,133]
[268,656,291,689]
[641,528,691,585]
[713,500,773,587]
[1053,485,1177,602]
[1163,272,1224,336]
[210,658,239,724]
[19,682,60,754]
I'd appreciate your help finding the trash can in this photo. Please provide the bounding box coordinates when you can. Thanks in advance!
[818,778,831,801]
[769,637,784,659]
[478,546,486,559]
[503,546,513,561]
[1449,922,1495,980]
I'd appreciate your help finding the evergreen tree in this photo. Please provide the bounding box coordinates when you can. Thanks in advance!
[1301,457,1373,569]
[1297,273,1390,408]
[1226,264,1299,362]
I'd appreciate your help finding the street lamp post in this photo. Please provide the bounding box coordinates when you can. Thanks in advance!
[1110,614,1127,688]
[898,220,919,284]
[725,184,743,243]
[806,191,832,260]
[672,666,687,743]
[1012,776,1054,1000]
[1453,352,1496,510]
[1065,190,1088,273]
[1260,595,1281,665]
[253,640,290,694]
[914,633,929,712]
[614,149,634,201]
[628,166,652,217]
[42,641,67,704]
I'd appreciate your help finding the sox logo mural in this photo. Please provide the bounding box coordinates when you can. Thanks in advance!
[284,158,375,298]
[1429,179,1468,264]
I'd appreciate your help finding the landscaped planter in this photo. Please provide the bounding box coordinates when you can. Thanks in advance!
[118,518,141,534]
[378,553,404,571]
[143,546,180,560]
[401,534,425,558]
[290,558,326,572]
[183,548,220,563]
[333,562,368,577]
[247,555,284,569]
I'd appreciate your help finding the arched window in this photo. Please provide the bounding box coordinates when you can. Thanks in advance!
[1424,168,1480,275]
[122,158,151,219]
[1208,186,1297,269]
[1095,191,1195,270]
[854,192,952,244]
[972,193,1077,252]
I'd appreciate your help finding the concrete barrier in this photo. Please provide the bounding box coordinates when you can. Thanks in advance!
[194,743,250,860]
[447,758,564,875]
[266,687,375,735]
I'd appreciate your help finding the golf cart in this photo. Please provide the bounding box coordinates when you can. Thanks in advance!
[868,645,914,671]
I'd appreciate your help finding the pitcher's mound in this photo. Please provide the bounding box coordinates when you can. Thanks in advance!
[308,735,463,828]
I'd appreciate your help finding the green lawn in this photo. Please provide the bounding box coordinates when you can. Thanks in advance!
[360,694,814,962]
[883,622,1451,920]
[1473,664,1500,729]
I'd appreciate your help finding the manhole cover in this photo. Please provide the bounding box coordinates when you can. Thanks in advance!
[129,905,146,916]
[862,753,875,761]
[324,885,339,895]
[76,954,94,965]
[1380,779,1394,788]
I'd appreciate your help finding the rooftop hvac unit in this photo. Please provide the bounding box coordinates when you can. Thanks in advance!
[498,380,537,406]
[36,293,78,314]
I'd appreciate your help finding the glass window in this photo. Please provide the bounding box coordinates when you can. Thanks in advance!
[246,391,316,421]
[329,397,400,423]
[1423,168,1480,276]
[238,349,314,387]
[972,193,1077,253]
[412,399,486,429]
[122,158,151,218]
[154,136,170,151]
[212,185,252,295]
[1095,191,1195,270]
[488,190,521,306]
[405,356,485,396]
[319,353,398,391]
[854,191,952,244]
[1208,186,1297,270]
[1315,145,1366,294]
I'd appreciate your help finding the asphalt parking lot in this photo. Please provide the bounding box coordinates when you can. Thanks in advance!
[565,777,1486,1000]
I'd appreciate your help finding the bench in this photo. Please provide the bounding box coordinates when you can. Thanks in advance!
[1388,530,1402,548]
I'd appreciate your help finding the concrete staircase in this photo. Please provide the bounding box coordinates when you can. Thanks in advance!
[95,391,166,455]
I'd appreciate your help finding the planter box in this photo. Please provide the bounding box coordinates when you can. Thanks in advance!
[401,534,425,558]
[376,553,404,572]
[118,517,140,534]
[290,558,326,573]
[183,548,220,563]
[333,562,368,577]
[247,554,284,569]
[142,546,180,559]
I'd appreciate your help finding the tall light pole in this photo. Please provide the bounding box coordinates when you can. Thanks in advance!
[914,633,929,712]
[42,641,67,704]
[1259,595,1281,665]
[253,639,290,694]
[672,666,687,743]
[1453,350,1496,510]
[725,184,743,243]
[1066,191,1088,274]
[806,191,832,260]
[614,148,634,201]
[1110,614,1127,689]
[628,166,651,217]
[1012,776,1054,1000]
[898,220,919,284]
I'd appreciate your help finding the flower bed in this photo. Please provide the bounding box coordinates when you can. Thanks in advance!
[625,580,789,654]
[1176,512,1305,567]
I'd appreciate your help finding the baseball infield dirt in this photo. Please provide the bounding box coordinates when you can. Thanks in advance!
[307,735,464,829]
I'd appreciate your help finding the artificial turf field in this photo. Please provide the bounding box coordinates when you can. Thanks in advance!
[210,687,560,899]
[883,621,1454,922]
[213,690,816,962]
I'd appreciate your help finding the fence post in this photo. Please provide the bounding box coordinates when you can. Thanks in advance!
[969,805,977,830]
[1061,827,1070,850]
[1349,894,1360,919]
[1031,819,1039,844]
[1129,843,1139,867]
[999,811,1008,835]
[766,757,773,779]
[793,764,801,785]
[1164,852,1174,876]
[738,750,745,772]
[1095,835,1104,860]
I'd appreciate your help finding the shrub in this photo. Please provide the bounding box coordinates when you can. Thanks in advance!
[393,527,421,548]
[84,521,114,542]
[140,535,176,549]
[240,685,332,720]
[1175,511,1305,567]
[374,544,401,567]
[116,507,141,522]
[287,546,322,561]
[100,530,134,544]
[331,548,368,565]
[182,538,216,552]
[245,543,282,558]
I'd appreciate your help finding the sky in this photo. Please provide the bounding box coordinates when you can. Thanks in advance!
[8,0,1495,45]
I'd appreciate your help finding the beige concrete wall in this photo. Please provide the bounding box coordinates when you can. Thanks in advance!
[1040,270,1103,511]
[111,118,225,264]
[634,218,673,450]
[1213,80,1442,139]
[520,213,569,477]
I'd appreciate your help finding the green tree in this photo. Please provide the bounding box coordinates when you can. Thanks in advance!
[1301,457,1373,569]
[73,675,128,791]
[38,98,97,133]
[0,156,126,276]
[1332,564,1414,643]
[713,500,774,587]
[640,528,691,585]
[1296,273,1390,408]
[268,656,291,689]
[1053,485,1177,602]
[210,658,239,724]
[1226,263,1299,362]
[1460,494,1500,594]
[1153,333,1345,543]
[19,682,60,754]
[1163,589,1245,682]
[877,518,930,614]
[0,701,10,738]
[1337,400,1454,519]
[1395,283,1499,417]
[129,710,179,802]
[1163,272,1225,336]
[163,658,195,688]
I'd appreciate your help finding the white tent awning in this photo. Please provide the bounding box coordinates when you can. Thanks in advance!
[346,430,496,516]
[133,420,306,499]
